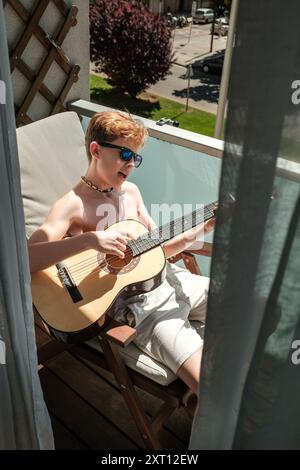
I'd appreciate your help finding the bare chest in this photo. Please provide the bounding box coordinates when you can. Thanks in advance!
[68,191,139,236]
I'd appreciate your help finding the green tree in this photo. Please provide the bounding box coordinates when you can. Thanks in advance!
[90,0,173,97]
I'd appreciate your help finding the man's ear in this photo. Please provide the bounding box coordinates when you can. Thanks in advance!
[90,141,100,159]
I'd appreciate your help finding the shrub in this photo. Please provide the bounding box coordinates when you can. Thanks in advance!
[90,0,173,97]
[213,0,232,18]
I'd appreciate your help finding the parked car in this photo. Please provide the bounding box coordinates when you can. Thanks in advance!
[211,17,229,36]
[193,50,224,75]
[193,8,214,24]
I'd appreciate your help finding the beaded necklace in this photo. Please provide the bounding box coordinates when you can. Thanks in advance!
[81,176,113,193]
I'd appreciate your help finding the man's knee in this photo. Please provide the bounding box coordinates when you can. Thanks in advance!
[176,347,203,394]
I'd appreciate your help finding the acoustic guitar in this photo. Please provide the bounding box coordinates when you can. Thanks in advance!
[31,201,217,343]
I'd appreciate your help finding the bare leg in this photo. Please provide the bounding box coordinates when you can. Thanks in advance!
[176,347,203,395]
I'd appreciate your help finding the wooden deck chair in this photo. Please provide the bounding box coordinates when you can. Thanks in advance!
[17,111,212,450]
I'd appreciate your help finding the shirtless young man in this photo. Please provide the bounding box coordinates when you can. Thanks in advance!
[28,111,215,399]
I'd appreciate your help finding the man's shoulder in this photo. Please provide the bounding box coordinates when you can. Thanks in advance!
[52,190,83,218]
[123,181,141,196]
[122,182,144,206]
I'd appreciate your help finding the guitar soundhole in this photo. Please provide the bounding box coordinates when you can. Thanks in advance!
[106,249,133,269]
[97,247,140,275]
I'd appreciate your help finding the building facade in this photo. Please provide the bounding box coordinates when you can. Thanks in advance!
[145,0,213,14]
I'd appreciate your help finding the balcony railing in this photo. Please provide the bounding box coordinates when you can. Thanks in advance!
[68,99,300,277]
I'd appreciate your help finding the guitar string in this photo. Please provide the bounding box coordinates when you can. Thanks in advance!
[69,204,215,270]
[57,217,216,284]
[69,238,208,283]
[56,262,105,284]
[65,243,137,270]
[68,267,103,284]
[72,259,137,283]
[69,252,137,280]
[66,253,106,270]
[69,264,103,282]
[60,238,168,284]
[54,203,217,292]
[61,262,115,284]
[64,208,216,276]
[67,256,101,273]
[65,251,136,279]
[63,206,216,272]
[71,269,105,284]
[67,249,136,274]
[74,258,109,274]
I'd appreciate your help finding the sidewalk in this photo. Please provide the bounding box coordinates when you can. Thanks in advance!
[148,63,219,114]
[171,25,227,66]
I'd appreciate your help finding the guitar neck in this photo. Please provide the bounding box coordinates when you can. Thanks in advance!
[129,201,217,257]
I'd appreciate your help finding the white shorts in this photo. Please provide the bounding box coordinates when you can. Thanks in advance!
[122,262,209,374]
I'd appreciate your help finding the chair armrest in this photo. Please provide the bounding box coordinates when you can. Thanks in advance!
[169,242,213,275]
[104,320,137,348]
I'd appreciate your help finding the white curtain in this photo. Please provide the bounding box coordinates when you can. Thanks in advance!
[0,2,54,449]
[190,0,300,449]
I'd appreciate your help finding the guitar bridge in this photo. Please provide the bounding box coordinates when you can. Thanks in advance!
[56,262,83,303]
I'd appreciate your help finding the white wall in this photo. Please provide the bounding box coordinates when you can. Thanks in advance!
[183,0,214,12]
[4,0,89,123]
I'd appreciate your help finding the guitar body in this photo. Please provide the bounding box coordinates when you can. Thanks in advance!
[31,219,166,344]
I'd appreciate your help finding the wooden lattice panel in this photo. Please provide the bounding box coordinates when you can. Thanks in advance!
[5,0,80,126]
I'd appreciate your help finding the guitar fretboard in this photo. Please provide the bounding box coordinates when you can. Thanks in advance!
[128,201,216,257]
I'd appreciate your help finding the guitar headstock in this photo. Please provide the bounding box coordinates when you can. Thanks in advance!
[212,187,276,218]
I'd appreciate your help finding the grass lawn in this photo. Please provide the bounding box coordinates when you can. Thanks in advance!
[90,74,216,137]
[280,136,300,164]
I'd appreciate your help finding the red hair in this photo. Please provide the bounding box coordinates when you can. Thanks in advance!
[85,111,148,161]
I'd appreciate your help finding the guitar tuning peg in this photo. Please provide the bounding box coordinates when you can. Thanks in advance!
[221,192,236,209]
[228,192,236,202]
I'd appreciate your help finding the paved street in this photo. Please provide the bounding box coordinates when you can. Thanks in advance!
[148,23,227,114]
[171,23,227,66]
[148,63,220,114]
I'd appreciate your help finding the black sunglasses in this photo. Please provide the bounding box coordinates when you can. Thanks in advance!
[99,142,143,168]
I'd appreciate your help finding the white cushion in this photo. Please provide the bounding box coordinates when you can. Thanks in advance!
[17,112,88,237]
[86,321,205,386]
